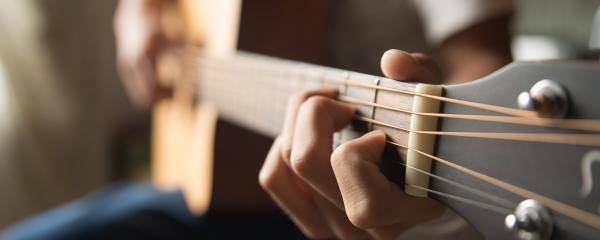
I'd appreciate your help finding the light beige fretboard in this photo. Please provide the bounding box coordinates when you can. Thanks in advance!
[191,51,417,150]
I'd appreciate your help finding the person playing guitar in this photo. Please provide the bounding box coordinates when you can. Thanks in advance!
[4,0,526,239]
[114,0,514,239]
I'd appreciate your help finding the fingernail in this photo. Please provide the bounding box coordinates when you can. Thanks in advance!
[364,129,386,137]
[384,49,408,56]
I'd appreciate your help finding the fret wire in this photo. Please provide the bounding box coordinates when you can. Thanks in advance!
[196,56,290,131]
[187,55,600,133]
[188,59,600,146]
[336,71,350,147]
[189,51,536,118]
[323,75,539,118]
[185,50,600,230]
[191,73,596,230]
[369,77,380,132]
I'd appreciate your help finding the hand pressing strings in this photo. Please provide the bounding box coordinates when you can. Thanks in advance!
[259,49,449,240]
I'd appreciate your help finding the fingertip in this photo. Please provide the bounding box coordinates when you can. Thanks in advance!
[362,129,387,143]
[408,52,428,64]
[333,130,387,164]
[383,49,408,57]
[320,87,339,97]
[331,101,356,129]
[330,99,356,121]
[339,101,356,115]
[364,129,386,137]
[381,49,419,80]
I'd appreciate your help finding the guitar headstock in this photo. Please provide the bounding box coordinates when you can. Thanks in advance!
[435,61,600,239]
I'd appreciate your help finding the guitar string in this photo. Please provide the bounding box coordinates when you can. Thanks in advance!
[183,74,600,136]
[188,72,544,210]
[186,69,600,229]
[179,53,600,229]
[186,50,536,117]
[398,161,586,227]
[395,161,515,209]
[184,63,600,147]
[184,54,600,133]
[186,47,536,117]
[186,74,518,218]
[190,73,589,228]
[320,75,536,117]
[386,140,600,230]
[180,61,517,212]
[195,61,600,147]
[185,75,600,141]
[339,95,600,133]
[406,184,513,215]
[356,115,600,147]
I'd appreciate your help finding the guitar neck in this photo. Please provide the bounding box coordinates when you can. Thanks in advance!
[192,50,418,141]
[177,49,600,239]
[190,49,438,198]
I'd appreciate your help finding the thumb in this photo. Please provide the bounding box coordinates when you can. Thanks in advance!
[380,49,441,84]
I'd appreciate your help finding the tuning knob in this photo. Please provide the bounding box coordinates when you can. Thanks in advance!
[517,91,536,111]
[517,80,569,118]
[505,199,553,240]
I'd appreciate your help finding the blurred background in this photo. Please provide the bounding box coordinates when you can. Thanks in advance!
[0,0,598,229]
[0,0,143,227]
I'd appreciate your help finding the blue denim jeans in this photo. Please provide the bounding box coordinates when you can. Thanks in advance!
[1,183,303,240]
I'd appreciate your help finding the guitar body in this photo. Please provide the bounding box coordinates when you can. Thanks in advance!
[152,0,329,214]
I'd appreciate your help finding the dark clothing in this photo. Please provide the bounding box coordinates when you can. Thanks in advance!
[1,183,304,240]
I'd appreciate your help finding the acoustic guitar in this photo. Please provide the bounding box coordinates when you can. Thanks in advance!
[151,1,600,239]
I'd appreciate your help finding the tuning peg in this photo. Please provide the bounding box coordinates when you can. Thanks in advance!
[517,91,536,111]
[517,80,569,118]
[505,199,553,240]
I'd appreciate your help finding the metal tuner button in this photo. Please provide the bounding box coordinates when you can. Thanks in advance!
[517,79,569,118]
[505,199,553,240]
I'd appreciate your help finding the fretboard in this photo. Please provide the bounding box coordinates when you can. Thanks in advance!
[191,51,418,147]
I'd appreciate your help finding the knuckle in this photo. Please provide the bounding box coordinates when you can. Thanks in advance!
[280,140,293,163]
[290,145,318,177]
[300,96,330,116]
[331,142,359,167]
[346,199,380,229]
[257,167,277,190]
[289,91,314,107]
